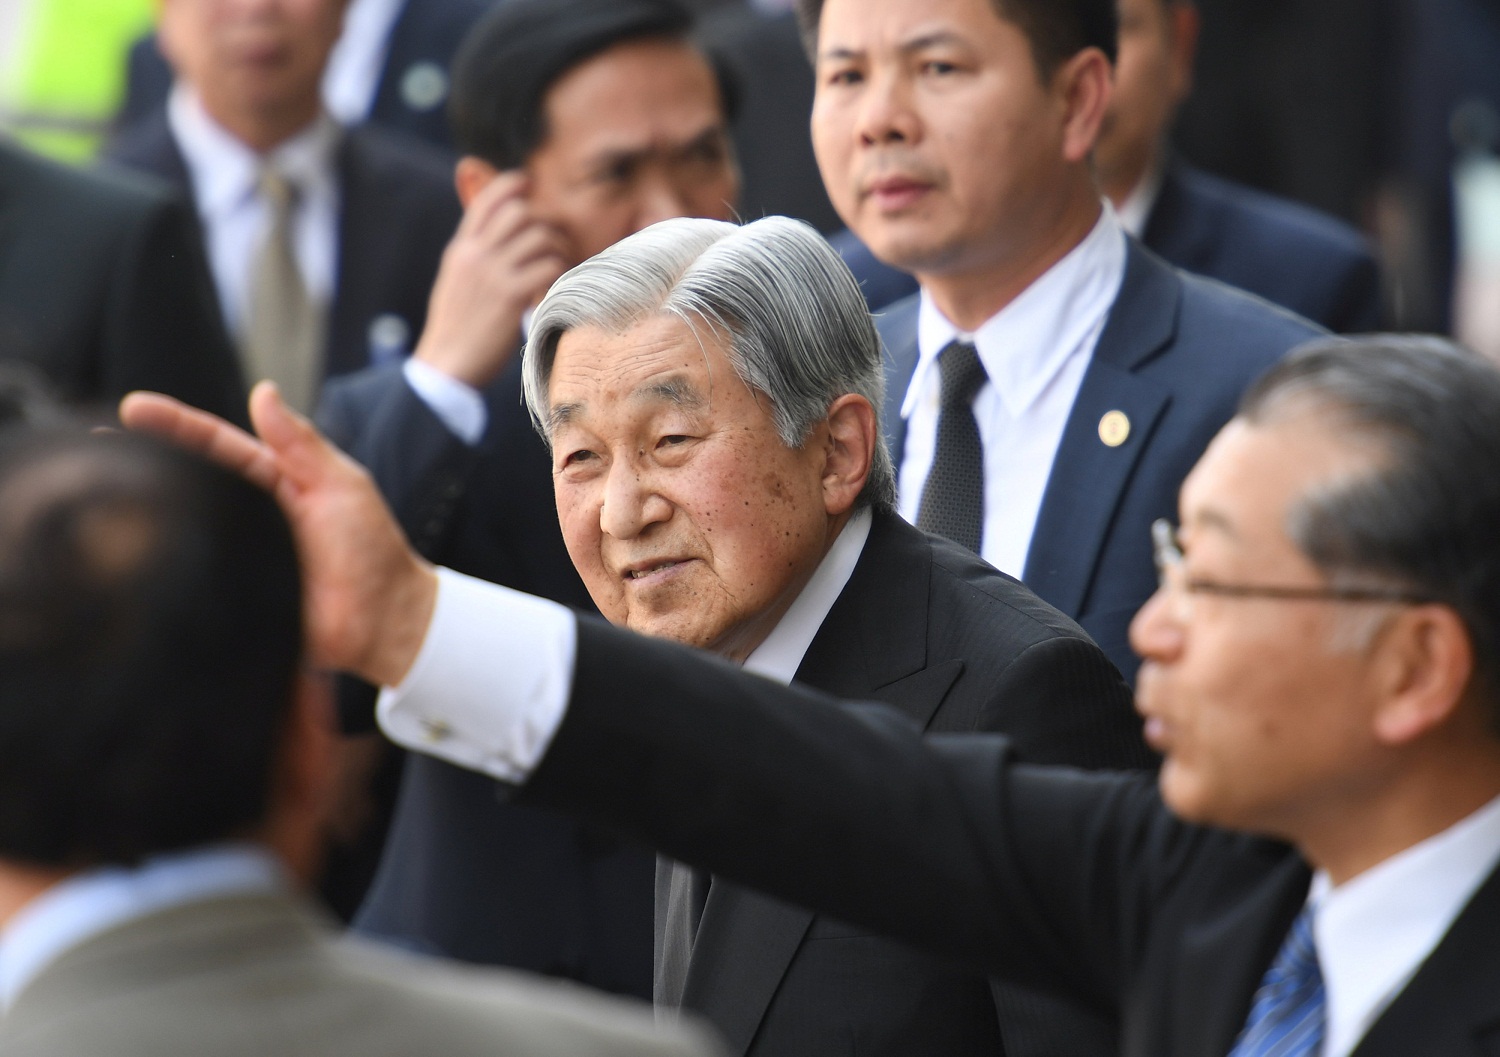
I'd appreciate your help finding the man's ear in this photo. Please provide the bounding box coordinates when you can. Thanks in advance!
[259,671,338,884]
[1167,3,1201,107]
[1372,605,1476,746]
[1056,47,1114,164]
[454,156,500,209]
[820,394,877,516]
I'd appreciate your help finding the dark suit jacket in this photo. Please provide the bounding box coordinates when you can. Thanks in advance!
[0,141,244,422]
[881,240,1323,683]
[521,617,1500,1057]
[102,111,460,386]
[834,165,1379,331]
[678,509,1149,1057]
[114,0,491,154]
[318,360,655,1000]
[0,888,721,1057]
[1145,160,1381,333]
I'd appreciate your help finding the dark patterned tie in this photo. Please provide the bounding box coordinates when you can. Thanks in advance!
[1229,907,1325,1057]
[916,340,988,554]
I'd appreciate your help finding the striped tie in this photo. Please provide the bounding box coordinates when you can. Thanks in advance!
[1229,906,1325,1057]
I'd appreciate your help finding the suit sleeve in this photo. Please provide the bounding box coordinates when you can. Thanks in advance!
[316,368,482,559]
[522,616,1207,1009]
[99,192,248,427]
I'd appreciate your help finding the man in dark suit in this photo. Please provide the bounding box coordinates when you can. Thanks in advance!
[0,425,721,1057]
[801,0,1320,691]
[318,0,741,999]
[115,0,492,154]
[128,334,1500,1057]
[103,0,460,412]
[191,214,1148,1056]
[828,0,1381,333]
[0,140,243,422]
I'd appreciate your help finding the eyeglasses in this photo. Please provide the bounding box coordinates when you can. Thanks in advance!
[1150,519,1436,605]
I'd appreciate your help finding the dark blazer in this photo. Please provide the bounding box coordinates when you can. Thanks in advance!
[1145,160,1381,333]
[0,141,244,422]
[114,0,491,154]
[834,164,1380,330]
[0,888,722,1057]
[881,240,1323,683]
[103,111,460,388]
[678,509,1150,1057]
[317,360,656,1000]
[522,617,1500,1057]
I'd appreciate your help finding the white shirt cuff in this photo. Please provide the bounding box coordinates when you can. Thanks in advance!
[377,567,576,782]
[403,358,488,445]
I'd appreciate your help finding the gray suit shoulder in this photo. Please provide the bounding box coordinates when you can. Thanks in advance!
[332,934,726,1057]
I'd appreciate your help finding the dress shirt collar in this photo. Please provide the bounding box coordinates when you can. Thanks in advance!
[742,506,872,685]
[168,84,342,220]
[1310,791,1500,1057]
[906,204,1127,422]
[0,842,286,1012]
[323,0,406,124]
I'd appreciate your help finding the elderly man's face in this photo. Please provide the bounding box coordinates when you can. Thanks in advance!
[1130,414,1398,841]
[525,38,740,268]
[546,315,838,661]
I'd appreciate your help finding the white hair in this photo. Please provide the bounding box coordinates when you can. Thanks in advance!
[522,215,895,508]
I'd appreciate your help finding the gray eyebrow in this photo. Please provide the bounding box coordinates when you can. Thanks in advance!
[546,375,707,437]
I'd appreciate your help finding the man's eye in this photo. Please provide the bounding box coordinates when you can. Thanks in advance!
[922,60,958,76]
[824,67,863,87]
[658,435,691,448]
[561,448,597,468]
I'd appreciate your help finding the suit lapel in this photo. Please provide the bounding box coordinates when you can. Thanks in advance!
[683,514,957,1054]
[1350,861,1500,1056]
[1164,857,1310,1056]
[1022,244,1179,618]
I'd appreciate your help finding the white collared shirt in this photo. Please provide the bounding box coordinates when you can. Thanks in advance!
[1116,163,1165,238]
[0,843,285,1011]
[378,508,873,779]
[896,205,1126,577]
[322,0,405,125]
[168,86,340,342]
[1309,792,1500,1057]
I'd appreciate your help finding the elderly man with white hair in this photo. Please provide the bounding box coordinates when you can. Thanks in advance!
[135,216,1154,1057]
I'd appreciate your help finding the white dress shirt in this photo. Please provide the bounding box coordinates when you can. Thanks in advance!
[379,509,873,780]
[0,843,285,1011]
[378,564,1500,1057]
[1310,792,1500,1057]
[322,0,406,125]
[168,87,340,342]
[896,205,1126,578]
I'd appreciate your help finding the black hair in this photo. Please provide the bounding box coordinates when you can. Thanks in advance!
[449,0,734,169]
[0,427,302,868]
[794,0,1117,74]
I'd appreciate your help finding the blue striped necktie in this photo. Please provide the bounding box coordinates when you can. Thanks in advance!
[1229,906,1325,1057]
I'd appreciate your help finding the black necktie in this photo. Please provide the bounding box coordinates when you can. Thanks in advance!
[916,340,988,554]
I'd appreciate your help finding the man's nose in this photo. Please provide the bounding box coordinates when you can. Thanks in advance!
[856,69,920,147]
[599,459,671,540]
[1129,586,1186,665]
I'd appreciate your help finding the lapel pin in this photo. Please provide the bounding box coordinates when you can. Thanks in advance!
[401,62,449,113]
[1098,410,1131,448]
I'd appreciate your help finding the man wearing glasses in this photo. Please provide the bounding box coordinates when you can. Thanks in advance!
[126,333,1500,1055]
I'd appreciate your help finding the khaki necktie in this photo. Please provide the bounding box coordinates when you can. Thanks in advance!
[243,166,324,413]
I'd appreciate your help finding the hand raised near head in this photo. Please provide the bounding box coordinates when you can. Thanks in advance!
[120,383,437,687]
[414,171,570,389]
